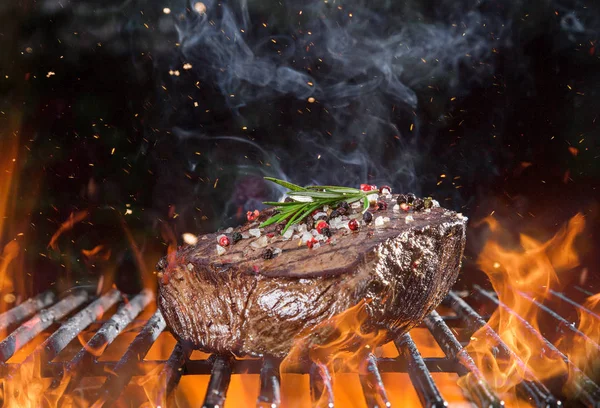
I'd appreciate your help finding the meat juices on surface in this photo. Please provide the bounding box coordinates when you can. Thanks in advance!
[157,194,467,358]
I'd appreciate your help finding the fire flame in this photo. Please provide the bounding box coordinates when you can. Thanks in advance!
[464,213,600,402]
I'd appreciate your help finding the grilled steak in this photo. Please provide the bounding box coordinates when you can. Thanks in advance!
[157,193,467,357]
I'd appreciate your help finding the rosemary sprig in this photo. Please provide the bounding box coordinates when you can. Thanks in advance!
[259,177,371,233]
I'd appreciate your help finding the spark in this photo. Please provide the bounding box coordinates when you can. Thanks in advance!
[163,7,171,14]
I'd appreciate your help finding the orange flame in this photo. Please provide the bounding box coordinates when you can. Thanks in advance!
[47,210,89,251]
[464,213,599,402]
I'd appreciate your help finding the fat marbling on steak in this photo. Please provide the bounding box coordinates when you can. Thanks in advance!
[156,192,467,358]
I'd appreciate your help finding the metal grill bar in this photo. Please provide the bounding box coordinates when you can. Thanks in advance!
[0,290,88,363]
[153,342,192,406]
[548,289,600,322]
[91,310,166,408]
[202,355,233,408]
[57,289,153,394]
[310,362,334,408]
[474,285,600,407]
[395,333,446,408]
[517,289,600,353]
[444,291,559,407]
[0,290,55,333]
[424,311,504,408]
[0,284,598,408]
[257,356,281,408]
[358,353,390,408]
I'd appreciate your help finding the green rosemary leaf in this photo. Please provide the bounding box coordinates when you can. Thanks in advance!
[345,195,365,204]
[282,202,322,234]
[305,186,361,194]
[362,196,370,213]
[286,191,341,199]
[263,177,306,192]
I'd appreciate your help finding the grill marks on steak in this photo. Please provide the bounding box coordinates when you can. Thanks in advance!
[157,194,467,357]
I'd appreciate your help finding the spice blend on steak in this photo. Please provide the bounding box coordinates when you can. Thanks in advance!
[157,186,467,357]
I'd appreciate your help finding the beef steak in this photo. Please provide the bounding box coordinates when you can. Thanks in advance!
[157,193,467,357]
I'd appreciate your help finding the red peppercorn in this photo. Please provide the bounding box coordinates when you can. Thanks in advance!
[218,236,230,246]
[316,220,329,234]
[400,203,410,212]
[306,237,318,249]
[360,184,378,192]
[246,209,260,221]
[379,185,392,194]
[348,219,359,231]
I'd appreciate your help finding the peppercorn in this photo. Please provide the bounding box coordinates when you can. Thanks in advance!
[406,193,416,204]
[231,232,243,244]
[306,237,318,249]
[413,198,424,211]
[321,227,332,237]
[337,207,347,216]
[424,197,433,209]
[379,185,392,194]
[348,219,359,231]
[306,216,315,231]
[377,201,388,211]
[338,201,349,210]
[275,223,285,235]
[329,209,340,219]
[262,248,274,260]
[397,194,408,205]
[218,235,230,247]
[400,203,410,212]
[284,197,294,203]
[316,221,329,234]
[363,211,373,223]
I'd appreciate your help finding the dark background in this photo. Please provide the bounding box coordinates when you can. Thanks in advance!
[0,0,598,297]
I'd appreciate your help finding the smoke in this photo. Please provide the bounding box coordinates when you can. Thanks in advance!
[10,0,600,229]
[157,0,511,199]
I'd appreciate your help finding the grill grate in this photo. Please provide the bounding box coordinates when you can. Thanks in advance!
[0,286,598,407]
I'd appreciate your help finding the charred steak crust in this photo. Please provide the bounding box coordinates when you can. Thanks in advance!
[157,194,467,357]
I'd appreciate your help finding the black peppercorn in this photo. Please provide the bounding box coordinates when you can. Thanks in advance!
[377,201,388,211]
[363,211,373,223]
[424,197,433,209]
[306,216,315,231]
[397,194,407,205]
[284,197,294,203]
[321,227,332,237]
[231,231,243,244]
[329,209,340,219]
[275,223,285,235]
[338,201,349,210]
[413,198,424,211]
[262,247,274,260]
[406,193,416,204]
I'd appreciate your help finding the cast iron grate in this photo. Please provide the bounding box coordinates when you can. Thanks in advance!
[0,285,598,408]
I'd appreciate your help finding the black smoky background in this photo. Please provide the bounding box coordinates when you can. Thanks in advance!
[0,0,599,294]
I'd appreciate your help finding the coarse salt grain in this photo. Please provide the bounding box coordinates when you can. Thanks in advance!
[272,247,282,256]
[242,232,250,239]
[301,231,313,243]
[250,236,268,248]
[393,204,400,212]
[216,245,226,256]
[367,193,379,204]
[405,215,414,223]
[225,227,233,233]
[249,228,261,237]
[282,229,294,240]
